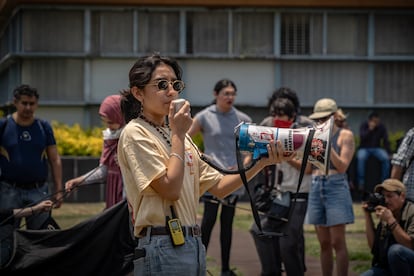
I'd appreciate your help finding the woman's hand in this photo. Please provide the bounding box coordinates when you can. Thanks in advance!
[169,100,192,138]
[260,140,293,166]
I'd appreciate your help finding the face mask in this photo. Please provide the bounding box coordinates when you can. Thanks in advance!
[274,119,292,129]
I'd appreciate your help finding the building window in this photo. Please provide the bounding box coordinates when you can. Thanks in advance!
[138,11,180,55]
[281,13,316,55]
[327,14,367,56]
[233,12,274,56]
[375,62,414,103]
[21,59,84,101]
[375,14,414,55]
[21,10,84,52]
[92,11,134,54]
[186,11,228,54]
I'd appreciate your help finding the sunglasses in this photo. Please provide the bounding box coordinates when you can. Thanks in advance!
[149,79,185,93]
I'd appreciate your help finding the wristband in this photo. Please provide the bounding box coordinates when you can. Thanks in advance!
[388,220,398,231]
[31,207,35,216]
[170,153,184,163]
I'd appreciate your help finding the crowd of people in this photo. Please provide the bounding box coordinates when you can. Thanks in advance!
[1,53,413,275]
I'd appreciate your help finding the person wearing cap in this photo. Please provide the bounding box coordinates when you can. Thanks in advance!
[307,98,355,276]
[361,178,414,276]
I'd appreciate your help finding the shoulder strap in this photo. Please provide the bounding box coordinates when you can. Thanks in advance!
[0,115,11,144]
[36,118,48,140]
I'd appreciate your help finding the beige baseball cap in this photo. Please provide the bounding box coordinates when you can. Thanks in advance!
[309,98,338,120]
[375,179,406,193]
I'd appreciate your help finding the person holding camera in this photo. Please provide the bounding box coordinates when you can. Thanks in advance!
[361,178,414,276]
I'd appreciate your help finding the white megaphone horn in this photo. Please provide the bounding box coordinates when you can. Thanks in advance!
[235,116,334,175]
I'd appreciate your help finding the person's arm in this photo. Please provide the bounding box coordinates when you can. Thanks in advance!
[376,205,413,249]
[187,117,202,138]
[150,102,193,201]
[65,165,108,191]
[13,200,53,218]
[286,158,312,174]
[208,141,289,199]
[359,122,371,142]
[46,145,63,208]
[330,129,355,173]
[389,221,413,249]
[391,165,404,180]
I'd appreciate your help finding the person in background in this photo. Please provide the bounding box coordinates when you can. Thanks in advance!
[0,84,63,230]
[265,87,314,128]
[361,179,414,276]
[307,98,355,276]
[65,95,126,209]
[0,200,53,268]
[357,111,391,192]
[187,79,252,276]
[391,127,414,202]
[117,54,288,275]
[250,95,312,276]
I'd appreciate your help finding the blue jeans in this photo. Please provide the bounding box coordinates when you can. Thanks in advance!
[0,181,50,229]
[357,148,390,187]
[134,228,206,276]
[306,174,354,226]
[361,244,414,276]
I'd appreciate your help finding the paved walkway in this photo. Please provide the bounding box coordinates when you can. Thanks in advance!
[205,221,359,276]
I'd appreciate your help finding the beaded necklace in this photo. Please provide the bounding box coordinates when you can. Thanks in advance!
[139,114,171,147]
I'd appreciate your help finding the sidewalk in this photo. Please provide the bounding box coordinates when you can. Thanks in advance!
[205,221,359,276]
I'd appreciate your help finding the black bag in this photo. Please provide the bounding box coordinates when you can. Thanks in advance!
[267,191,291,225]
[253,182,272,212]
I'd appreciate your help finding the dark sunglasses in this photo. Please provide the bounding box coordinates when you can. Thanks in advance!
[149,80,185,93]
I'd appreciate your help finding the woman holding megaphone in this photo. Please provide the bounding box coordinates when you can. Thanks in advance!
[306,98,355,276]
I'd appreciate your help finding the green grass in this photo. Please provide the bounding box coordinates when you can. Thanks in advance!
[229,202,373,274]
[52,202,106,229]
[53,201,372,274]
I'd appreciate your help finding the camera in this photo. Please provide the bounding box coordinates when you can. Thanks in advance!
[365,192,386,212]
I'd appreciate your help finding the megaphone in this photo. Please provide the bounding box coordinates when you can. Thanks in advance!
[235,117,334,175]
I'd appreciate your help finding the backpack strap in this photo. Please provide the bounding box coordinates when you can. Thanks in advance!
[0,115,11,145]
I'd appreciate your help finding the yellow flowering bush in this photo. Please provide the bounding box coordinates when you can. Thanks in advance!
[52,121,103,156]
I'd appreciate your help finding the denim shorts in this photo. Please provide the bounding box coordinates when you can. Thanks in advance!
[306,173,354,226]
[133,228,206,276]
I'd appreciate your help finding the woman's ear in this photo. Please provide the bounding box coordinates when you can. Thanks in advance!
[131,86,143,102]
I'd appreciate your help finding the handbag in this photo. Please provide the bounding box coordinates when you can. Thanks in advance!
[253,165,292,228]
[267,190,291,226]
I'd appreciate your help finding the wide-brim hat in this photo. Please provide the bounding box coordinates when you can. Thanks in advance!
[374,179,406,193]
[309,98,338,120]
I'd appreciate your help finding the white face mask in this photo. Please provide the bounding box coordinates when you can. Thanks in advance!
[102,127,123,140]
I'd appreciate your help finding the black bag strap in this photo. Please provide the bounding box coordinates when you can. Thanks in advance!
[287,128,315,219]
